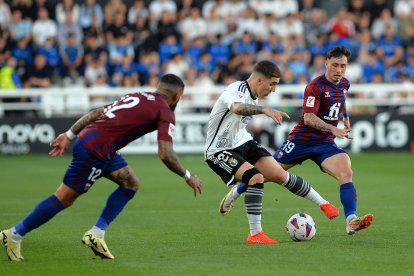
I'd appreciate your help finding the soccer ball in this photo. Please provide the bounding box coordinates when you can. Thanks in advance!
[286,213,316,241]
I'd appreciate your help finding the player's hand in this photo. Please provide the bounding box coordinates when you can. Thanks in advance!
[186,175,202,197]
[343,117,353,139]
[332,127,353,140]
[263,107,290,125]
[49,133,72,156]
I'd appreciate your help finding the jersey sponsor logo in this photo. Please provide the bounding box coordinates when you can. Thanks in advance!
[238,92,245,100]
[325,91,330,98]
[168,123,175,137]
[306,96,315,107]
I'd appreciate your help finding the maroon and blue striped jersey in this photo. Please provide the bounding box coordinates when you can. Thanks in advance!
[288,75,350,143]
[78,92,175,160]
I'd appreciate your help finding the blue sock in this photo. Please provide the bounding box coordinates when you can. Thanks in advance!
[237,182,248,194]
[95,187,136,231]
[340,182,357,218]
[14,195,65,236]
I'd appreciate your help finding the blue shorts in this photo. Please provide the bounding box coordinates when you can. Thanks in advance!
[63,140,128,194]
[274,140,347,171]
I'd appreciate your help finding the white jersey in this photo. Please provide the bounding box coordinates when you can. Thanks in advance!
[205,80,258,159]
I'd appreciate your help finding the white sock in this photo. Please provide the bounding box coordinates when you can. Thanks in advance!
[305,188,328,206]
[346,214,357,223]
[10,227,23,241]
[92,226,105,238]
[247,214,262,235]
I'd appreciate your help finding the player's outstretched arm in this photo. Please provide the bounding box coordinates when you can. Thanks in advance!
[231,103,290,125]
[304,112,352,139]
[158,140,202,197]
[49,107,105,156]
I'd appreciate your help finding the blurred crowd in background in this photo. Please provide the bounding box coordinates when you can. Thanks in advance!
[0,0,413,91]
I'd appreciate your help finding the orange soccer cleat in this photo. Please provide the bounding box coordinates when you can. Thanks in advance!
[320,203,340,220]
[246,231,278,245]
[346,214,374,235]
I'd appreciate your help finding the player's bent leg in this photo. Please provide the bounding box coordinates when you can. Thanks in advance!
[82,230,114,259]
[1,229,24,261]
[346,214,374,235]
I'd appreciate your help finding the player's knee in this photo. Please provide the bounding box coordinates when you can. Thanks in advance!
[338,169,353,183]
[116,167,140,191]
[242,167,264,185]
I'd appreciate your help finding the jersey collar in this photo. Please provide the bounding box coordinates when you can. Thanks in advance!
[244,81,257,100]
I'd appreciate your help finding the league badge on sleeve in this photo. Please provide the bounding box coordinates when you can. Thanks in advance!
[168,123,175,137]
[306,96,315,107]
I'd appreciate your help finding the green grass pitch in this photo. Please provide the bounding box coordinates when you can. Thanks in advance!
[0,153,413,275]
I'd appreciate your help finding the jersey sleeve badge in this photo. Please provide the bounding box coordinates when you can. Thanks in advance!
[168,123,175,138]
[306,96,315,107]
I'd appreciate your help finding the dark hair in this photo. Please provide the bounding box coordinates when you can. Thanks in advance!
[326,46,351,60]
[253,60,281,78]
[159,74,185,89]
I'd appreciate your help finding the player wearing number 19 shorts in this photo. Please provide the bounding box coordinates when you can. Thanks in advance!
[274,46,374,235]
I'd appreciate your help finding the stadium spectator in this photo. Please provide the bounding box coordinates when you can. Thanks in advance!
[158,33,182,64]
[11,37,33,76]
[32,0,55,21]
[0,74,203,261]
[57,11,83,48]
[0,56,21,89]
[127,0,148,25]
[104,0,127,23]
[371,8,399,40]
[178,6,207,44]
[155,10,180,46]
[23,53,51,88]
[104,10,131,45]
[84,54,107,87]
[176,0,203,21]
[79,0,103,32]
[375,25,404,68]
[59,33,84,85]
[55,0,79,25]
[112,55,139,87]
[32,7,57,47]
[206,60,339,244]
[11,0,34,22]
[149,0,177,20]
[0,0,11,28]
[7,8,32,43]
[107,33,135,75]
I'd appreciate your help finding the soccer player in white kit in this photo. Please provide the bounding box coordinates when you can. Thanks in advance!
[205,61,339,244]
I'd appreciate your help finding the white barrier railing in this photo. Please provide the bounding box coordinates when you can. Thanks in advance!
[1,82,413,117]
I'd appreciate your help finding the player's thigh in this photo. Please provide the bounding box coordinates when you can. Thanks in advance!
[206,150,252,186]
[63,143,111,194]
[104,153,139,191]
[321,153,352,182]
[274,140,311,167]
[254,156,286,184]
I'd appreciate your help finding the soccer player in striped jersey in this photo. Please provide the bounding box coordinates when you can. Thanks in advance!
[205,60,339,245]
[0,74,202,261]
[274,46,374,235]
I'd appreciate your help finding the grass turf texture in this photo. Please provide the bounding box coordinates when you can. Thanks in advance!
[0,153,413,275]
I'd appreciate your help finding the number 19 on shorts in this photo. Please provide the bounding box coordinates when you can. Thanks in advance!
[282,141,295,153]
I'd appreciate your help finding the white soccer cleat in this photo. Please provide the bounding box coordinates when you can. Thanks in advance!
[219,185,239,215]
[82,230,114,259]
[346,214,374,235]
[1,229,24,261]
